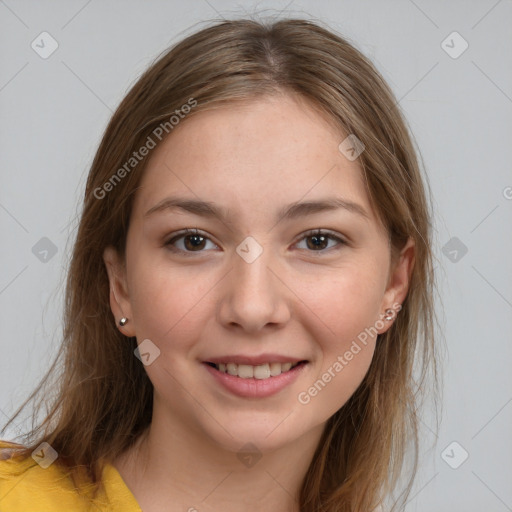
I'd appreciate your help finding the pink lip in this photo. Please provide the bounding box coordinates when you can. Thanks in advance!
[202,361,308,398]
[204,353,305,366]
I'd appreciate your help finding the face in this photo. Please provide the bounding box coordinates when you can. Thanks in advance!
[104,93,414,454]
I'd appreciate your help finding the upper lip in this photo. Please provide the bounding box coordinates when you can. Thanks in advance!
[203,353,307,366]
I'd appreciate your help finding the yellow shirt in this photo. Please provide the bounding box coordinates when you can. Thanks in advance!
[0,440,142,511]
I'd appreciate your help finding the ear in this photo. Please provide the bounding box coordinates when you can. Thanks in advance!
[103,245,136,337]
[376,236,416,334]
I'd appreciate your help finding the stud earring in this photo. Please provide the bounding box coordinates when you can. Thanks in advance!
[119,317,128,326]
[384,309,395,321]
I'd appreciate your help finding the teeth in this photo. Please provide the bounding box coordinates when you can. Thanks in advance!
[254,363,270,379]
[281,362,292,372]
[238,364,254,378]
[213,361,300,379]
[269,362,282,376]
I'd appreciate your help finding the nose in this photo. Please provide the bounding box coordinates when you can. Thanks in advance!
[217,242,291,333]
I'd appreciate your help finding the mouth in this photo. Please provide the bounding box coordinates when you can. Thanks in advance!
[202,359,309,398]
[203,360,308,379]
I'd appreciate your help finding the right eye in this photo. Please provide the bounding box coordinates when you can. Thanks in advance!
[164,228,218,256]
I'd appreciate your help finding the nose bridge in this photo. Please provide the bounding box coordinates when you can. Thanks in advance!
[233,236,276,301]
[218,235,289,331]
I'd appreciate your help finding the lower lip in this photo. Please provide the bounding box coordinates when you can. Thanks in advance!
[202,362,308,398]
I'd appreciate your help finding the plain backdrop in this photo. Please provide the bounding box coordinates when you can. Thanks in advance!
[1,1,511,511]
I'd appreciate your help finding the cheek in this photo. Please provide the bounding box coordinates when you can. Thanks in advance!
[128,262,217,346]
[295,271,381,413]
[292,262,384,406]
[294,261,385,345]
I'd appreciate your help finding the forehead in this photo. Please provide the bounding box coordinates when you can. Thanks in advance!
[133,94,377,225]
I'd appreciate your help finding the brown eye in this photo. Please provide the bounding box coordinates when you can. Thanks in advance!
[182,233,207,251]
[165,229,217,255]
[296,230,347,253]
[164,228,347,257]
[305,233,329,250]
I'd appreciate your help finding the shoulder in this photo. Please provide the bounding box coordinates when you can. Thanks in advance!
[0,439,96,511]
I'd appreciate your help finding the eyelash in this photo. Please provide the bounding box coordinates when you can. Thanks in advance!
[164,228,347,257]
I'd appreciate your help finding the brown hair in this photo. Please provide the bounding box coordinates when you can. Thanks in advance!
[1,16,441,511]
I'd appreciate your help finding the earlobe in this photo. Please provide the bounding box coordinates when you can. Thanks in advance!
[103,246,136,337]
[377,237,416,334]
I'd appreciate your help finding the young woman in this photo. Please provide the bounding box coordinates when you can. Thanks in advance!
[0,16,439,512]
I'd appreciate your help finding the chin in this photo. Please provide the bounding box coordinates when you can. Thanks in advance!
[201,415,307,455]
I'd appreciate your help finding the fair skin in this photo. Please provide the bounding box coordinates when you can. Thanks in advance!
[103,93,415,511]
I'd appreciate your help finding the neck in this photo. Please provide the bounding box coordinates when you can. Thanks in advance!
[112,409,325,512]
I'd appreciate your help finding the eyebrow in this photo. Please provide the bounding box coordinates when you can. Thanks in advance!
[144,195,370,222]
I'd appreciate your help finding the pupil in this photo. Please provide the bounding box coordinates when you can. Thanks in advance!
[185,235,205,250]
[309,235,327,250]
[183,234,328,251]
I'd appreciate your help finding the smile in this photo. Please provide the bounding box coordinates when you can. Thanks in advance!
[205,361,305,379]
[202,360,309,399]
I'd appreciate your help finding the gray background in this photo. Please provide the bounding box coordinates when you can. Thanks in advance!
[1,1,511,510]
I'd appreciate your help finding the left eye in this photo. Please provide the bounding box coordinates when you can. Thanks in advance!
[295,229,346,252]
[164,228,346,255]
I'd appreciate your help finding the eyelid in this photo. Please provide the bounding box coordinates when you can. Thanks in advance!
[164,228,219,256]
[292,229,348,255]
[297,228,348,245]
[164,228,348,256]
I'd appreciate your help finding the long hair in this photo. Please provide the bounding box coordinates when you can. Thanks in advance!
[2,16,441,511]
